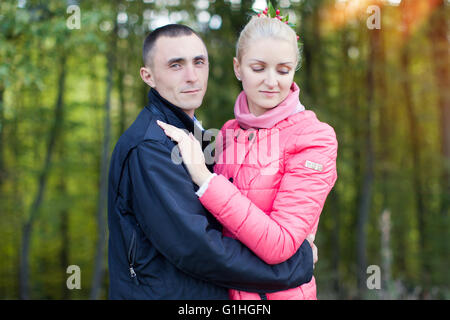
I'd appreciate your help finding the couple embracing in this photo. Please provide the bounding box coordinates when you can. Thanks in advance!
[107,6,337,300]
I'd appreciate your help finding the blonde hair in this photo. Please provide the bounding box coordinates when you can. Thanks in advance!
[236,16,301,69]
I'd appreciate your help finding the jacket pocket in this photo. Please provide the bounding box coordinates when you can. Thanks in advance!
[127,230,140,285]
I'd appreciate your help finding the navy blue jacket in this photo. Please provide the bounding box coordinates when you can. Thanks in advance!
[107,88,313,299]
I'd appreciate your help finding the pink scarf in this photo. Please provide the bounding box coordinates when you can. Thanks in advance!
[234,82,305,130]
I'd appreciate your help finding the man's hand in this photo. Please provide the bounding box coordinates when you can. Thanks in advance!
[306,234,318,268]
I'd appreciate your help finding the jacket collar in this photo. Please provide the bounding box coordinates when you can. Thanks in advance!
[145,88,195,133]
[234,82,305,130]
[144,88,213,171]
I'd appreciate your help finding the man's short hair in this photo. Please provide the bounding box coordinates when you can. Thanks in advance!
[142,24,204,67]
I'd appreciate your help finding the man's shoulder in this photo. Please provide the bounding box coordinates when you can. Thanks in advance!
[118,107,167,147]
[111,106,171,168]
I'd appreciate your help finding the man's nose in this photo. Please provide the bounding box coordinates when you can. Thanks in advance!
[184,64,199,83]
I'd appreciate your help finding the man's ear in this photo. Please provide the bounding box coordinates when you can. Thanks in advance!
[140,66,156,88]
[233,57,241,81]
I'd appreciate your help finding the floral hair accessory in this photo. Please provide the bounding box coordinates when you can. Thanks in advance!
[253,2,300,41]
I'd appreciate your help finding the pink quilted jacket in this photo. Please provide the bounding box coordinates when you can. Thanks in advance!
[198,90,338,300]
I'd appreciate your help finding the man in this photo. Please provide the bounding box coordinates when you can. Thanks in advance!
[107,24,315,299]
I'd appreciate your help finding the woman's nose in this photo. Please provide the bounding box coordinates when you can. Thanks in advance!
[264,70,277,87]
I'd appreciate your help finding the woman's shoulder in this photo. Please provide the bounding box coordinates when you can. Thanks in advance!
[283,110,338,154]
[220,119,239,131]
[281,110,335,137]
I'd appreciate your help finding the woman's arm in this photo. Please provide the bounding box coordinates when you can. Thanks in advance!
[200,123,337,264]
[158,120,336,265]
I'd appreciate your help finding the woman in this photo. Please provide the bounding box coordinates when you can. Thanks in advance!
[157,11,338,300]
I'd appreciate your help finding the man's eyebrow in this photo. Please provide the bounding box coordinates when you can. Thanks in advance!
[167,57,185,65]
[193,55,207,61]
[167,55,207,65]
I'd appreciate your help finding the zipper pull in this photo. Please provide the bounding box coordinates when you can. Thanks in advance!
[129,265,139,285]
[129,265,137,278]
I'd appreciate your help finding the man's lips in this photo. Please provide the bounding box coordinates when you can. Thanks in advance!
[181,89,202,94]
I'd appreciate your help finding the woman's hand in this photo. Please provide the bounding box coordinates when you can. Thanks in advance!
[306,234,318,268]
[157,120,212,186]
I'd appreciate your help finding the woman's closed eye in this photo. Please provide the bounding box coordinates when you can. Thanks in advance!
[250,66,291,74]
[251,66,264,72]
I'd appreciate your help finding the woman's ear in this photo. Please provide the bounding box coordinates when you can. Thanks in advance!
[233,57,241,81]
[140,66,156,88]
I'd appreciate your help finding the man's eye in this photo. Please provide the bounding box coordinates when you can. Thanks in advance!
[170,64,181,69]
[195,60,205,65]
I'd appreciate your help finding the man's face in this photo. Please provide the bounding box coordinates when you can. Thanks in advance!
[142,34,209,118]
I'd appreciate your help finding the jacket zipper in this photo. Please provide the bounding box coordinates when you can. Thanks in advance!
[127,231,139,285]
[232,129,258,184]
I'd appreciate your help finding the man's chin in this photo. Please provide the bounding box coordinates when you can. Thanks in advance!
[179,103,202,116]
[181,101,203,110]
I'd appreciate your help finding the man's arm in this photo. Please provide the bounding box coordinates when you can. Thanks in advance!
[126,139,313,293]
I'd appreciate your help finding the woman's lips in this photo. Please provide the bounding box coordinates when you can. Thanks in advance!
[260,91,279,97]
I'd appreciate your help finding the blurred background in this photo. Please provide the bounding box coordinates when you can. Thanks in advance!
[0,0,448,300]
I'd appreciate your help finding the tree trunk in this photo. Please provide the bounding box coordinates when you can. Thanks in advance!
[60,188,70,299]
[371,2,391,298]
[19,54,67,299]
[0,84,5,188]
[329,189,341,297]
[370,0,389,208]
[429,0,449,217]
[312,1,326,108]
[90,26,117,300]
[401,38,426,260]
[300,0,323,103]
[58,144,70,300]
[380,209,392,299]
[356,25,376,299]
[400,0,428,296]
[329,24,352,299]
[11,85,24,299]
[117,67,126,138]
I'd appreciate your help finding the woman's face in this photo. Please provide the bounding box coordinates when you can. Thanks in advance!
[234,37,297,116]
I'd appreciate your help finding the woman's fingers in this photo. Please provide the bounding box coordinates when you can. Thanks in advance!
[312,243,318,266]
[157,120,187,143]
[157,120,204,164]
[156,120,208,185]
[157,120,199,147]
[306,234,318,267]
